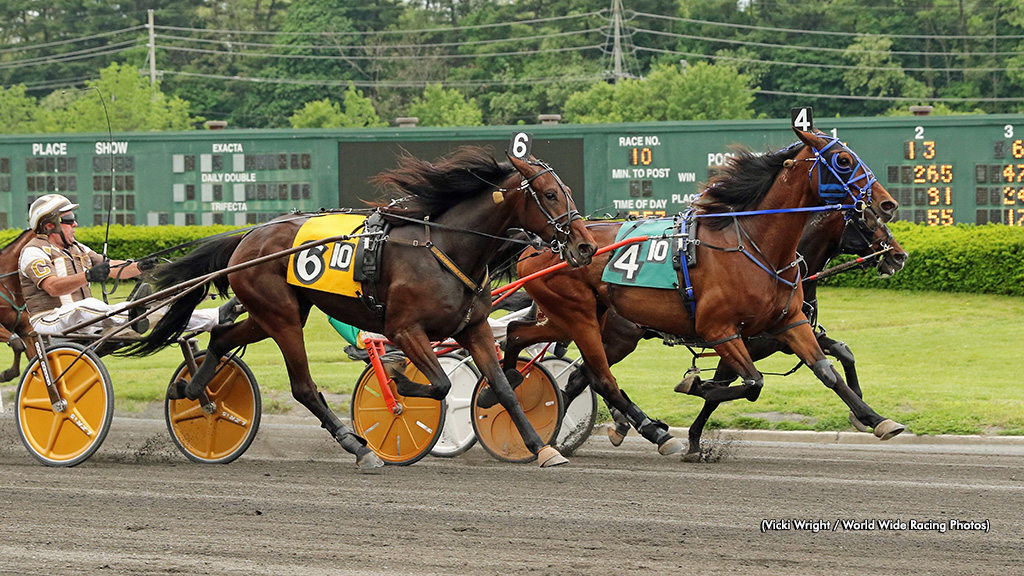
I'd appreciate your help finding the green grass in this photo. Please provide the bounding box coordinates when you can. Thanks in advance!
[2,287,1022,436]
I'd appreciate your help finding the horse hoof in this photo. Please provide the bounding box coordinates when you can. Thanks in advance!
[166,378,188,400]
[674,369,700,394]
[849,411,870,433]
[873,419,906,440]
[657,437,685,456]
[607,424,627,447]
[357,451,385,471]
[681,450,703,463]
[537,445,568,468]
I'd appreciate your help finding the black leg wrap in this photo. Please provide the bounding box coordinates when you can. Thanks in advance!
[475,368,524,409]
[812,359,840,389]
[318,392,367,453]
[505,367,524,389]
[621,391,671,446]
[828,341,855,365]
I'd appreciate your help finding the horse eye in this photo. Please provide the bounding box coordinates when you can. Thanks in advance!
[545,190,557,201]
[837,155,852,167]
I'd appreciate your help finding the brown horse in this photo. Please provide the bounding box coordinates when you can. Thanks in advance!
[0,230,39,381]
[125,147,596,469]
[502,127,906,459]
[519,192,908,460]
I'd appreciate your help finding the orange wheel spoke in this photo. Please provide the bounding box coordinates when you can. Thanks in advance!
[169,403,207,424]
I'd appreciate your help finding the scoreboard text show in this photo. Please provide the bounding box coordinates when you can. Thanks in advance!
[2,114,1021,229]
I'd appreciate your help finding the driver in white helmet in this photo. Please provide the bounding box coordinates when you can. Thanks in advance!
[19,194,240,336]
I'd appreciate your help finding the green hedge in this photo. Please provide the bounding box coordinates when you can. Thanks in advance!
[0,225,244,261]
[3,222,1024,296]
[823,222,1024,296]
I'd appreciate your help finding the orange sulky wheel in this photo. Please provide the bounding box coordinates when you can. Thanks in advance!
[350,354,445,466]
[16,343,114,467]
[165,351,261,464]
[471,358,563,463]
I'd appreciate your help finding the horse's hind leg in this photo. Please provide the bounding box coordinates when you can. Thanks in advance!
[779,323,904,440]
[0,331,25,383]
[198,290,382,469]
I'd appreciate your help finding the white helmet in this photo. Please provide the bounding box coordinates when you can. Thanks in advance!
[29,194,79,232]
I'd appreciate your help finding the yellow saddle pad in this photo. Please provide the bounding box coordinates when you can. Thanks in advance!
[286,214,369,297]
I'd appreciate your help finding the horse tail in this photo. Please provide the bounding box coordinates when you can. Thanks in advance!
[117,234,244,357]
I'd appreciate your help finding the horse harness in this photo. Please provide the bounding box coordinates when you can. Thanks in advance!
[356,211,490,333]
[669,136,879,349]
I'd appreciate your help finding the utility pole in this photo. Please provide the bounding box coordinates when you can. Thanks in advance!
[148,9,157,86]
[611,0,624,83]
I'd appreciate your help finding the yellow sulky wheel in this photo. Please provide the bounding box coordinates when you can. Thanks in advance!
[471,358,563,463]
[165,352,261,464]
[350,354,445,466]
[16,342,114,467]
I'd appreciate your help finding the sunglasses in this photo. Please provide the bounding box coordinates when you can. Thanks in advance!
[60,214,77,224]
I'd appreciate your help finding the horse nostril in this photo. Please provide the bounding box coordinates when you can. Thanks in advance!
[881,200,897,219]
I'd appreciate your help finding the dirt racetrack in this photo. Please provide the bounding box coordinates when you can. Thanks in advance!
[2,412,1023,576]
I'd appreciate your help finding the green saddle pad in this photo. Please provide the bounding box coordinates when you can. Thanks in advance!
[601,219,681,289]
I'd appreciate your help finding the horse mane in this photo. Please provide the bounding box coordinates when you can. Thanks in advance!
[693,143,804,230]
[368,146,516,225]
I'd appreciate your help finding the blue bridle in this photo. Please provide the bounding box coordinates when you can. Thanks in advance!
[807,135,877,209]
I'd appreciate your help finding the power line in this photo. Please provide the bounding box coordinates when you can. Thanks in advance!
[162,70,604,89]
[158,43,604,62]
[636,46,1024,73]
[0,26,145,55]
[0,40,142,70]
[155,27,601,52]
[154,11,607,38]
[757,88,1024,102]
[631,26,1024,58]
[631,10,1024,41]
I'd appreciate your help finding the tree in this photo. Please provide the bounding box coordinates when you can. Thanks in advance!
[0,84,40,134]
[564,61,757,123]
[843,35,930,116]
[407,84,483,126]
[39,63,197,132]
[289,84,388,128]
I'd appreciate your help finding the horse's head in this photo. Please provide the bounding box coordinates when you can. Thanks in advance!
[839,205,909,278]
[793,127,906,276]
[507,154,595,267]
[794,128,899,222]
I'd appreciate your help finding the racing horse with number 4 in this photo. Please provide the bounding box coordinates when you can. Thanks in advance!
[503,122,907,459]
[516,185,907,460]
[125,145,596,468]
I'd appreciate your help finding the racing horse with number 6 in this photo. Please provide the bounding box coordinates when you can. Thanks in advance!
[125,146,596,469]
[502,123,907,459]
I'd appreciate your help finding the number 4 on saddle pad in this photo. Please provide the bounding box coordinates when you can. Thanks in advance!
[601,218,689,289]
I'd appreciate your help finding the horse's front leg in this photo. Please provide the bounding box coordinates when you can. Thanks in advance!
[777,322,904,440]
[816,330,870,433]
[387,325,451,401]
[455,320,567,467]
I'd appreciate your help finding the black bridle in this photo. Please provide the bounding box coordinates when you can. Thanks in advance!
[515,159,582,256]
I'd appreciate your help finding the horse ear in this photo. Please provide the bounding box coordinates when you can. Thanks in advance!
[507,152,531,174]
[793,126,827,150]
